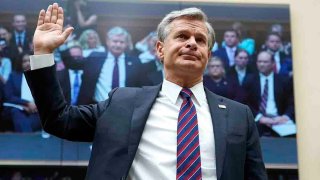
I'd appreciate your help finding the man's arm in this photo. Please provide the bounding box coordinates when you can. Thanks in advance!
[244,105,268,180]
[25,3,105,142]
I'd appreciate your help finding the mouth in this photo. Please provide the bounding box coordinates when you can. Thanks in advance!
[179,52,200,61]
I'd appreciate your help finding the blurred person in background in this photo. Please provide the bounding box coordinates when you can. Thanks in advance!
[57,42,85,105]
[231,22,255,55]
[66,0,97,37]
[0,26,11,58]
[245,51,294,137]
[135,31,158,63]
[263,32,292,77]
[78,29,105,58]
[9,14,32,55]
[203,56,236,100]
[77,26,145,104]
[214,29,239,68]
[3,52,41,132]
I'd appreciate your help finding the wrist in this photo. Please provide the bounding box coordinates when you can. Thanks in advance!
[34,48,53,55]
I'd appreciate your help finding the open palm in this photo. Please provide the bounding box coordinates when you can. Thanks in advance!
[33,3,73,55]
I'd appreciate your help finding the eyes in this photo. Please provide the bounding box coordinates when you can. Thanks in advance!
[175,33,207,45]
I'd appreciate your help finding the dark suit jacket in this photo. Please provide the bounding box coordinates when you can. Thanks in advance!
[244,73,294,120]
[143,60,163,86]
[25,65,267,180]
[77,52,145,104]
[213,47,237,68]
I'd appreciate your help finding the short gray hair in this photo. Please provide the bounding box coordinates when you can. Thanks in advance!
[106,26,133,50]
[157,7,215,49]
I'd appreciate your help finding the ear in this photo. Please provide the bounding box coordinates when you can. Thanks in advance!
[207,50,212,59]
[156,40,164,62]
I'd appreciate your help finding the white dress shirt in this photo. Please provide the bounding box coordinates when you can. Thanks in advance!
[94,52,126,101]
[274,51,281,73]
[128,79,216,180]
[255,72,278,121]
[225,46,237,66]
[235,66,246,85]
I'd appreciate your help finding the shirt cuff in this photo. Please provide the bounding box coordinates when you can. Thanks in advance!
[255,113,263,122]
[30,54,55,70]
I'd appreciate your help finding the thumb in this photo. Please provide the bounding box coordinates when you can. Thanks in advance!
[61,27,74,41]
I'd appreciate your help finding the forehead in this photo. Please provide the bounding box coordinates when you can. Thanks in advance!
[169,18,207,36]
[209,60,222,65]
[257,53,272,61]
[224,31,236,36]
[238,51,248,56]
[108,34,127,41]
[267,34,280,41]
[14,15,26,21]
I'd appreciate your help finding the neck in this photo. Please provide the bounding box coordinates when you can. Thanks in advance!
[165,74,202,88]
[210,75,222,82]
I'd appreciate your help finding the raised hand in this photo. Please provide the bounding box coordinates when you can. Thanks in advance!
[33,3,73,55]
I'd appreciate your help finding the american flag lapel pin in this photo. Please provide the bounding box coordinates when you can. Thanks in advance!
[218,104,226,109]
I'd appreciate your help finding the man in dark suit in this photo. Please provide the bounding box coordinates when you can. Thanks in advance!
[57,43,84,105]
[245,51,294,136]
[26,3,267,180]
[8,14,32,67]
[76,26,145,104]
[262,33,292,77]
[213,29,239,68]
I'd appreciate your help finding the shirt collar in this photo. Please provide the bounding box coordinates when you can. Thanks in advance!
[259,72,274,80]
[107,51,125,61]
[161,79,206,106]
[226,46,237,52]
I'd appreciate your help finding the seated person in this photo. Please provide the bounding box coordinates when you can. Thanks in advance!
[245,51,294,137]
[203,57,236,100]
[3,53,41,132]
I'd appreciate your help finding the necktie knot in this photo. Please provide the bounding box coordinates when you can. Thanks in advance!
[180,88,193,100]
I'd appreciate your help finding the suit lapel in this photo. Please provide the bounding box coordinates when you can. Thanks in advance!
[205,88,227,180]
[128,84,162,162]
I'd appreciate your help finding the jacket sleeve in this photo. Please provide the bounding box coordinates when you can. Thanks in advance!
[244,105,268,180]
[24,65,117,142]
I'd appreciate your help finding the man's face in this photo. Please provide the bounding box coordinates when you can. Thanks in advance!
[87,33,98,49]
[0,28,9,40]
[106,34,127,57]
[224,31,238,48]
[208,60,224,78]
[69,47,83,59]
[235,51,249,69]
[265,34,281,52]
[156,18,211,80]
[13,15,27,32]
[256,52,274,75]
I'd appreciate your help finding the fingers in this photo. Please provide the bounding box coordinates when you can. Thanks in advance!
[37,9,45,26]
[56,7,64,27]
[44,5,53,23]
[51,3,59,23]
[61,27,74,40]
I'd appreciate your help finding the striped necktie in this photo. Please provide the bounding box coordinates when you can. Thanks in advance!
[259,79,268,115]
[177,88,202,180]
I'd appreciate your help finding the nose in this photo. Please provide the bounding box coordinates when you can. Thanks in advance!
[186,36,197,51]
